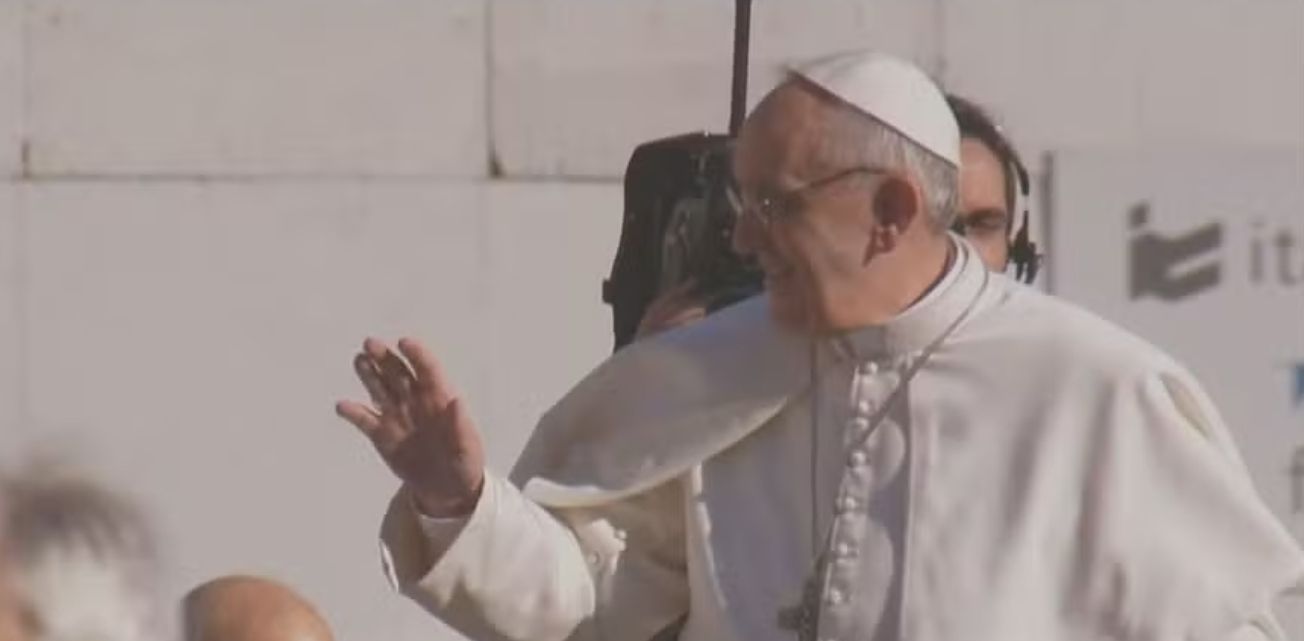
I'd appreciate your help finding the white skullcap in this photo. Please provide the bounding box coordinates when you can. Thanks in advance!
[789,50,959,167]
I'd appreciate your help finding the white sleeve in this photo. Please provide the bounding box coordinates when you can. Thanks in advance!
[1126,370,1304,637]
[379,471,688,641]
[412,500,471,553]
[1224,614,1290,641]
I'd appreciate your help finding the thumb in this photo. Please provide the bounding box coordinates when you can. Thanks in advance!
[442,397,484,460]
[442,397,486,501]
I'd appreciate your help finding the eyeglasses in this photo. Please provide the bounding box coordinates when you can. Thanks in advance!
[726,166,888,226]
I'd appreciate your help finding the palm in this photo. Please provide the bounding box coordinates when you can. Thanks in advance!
[336,337,485,517]
[379,399,477,501]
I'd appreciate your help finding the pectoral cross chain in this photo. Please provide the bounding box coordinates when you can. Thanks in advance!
[776,555,827,641]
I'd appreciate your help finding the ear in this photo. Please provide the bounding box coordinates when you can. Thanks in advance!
[866,224,899,260]
[867,176,921,256]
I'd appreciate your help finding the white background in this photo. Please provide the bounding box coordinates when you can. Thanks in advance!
[0,1,1301,639]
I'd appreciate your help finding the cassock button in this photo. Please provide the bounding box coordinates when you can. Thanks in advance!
[855,400,872,415]
[586,552,601,567]
[837,496,858,513]
[849,417,870,432]
[849,450,868,468]
[835,542,853,559]
[827,588,846,605]
[613,528,627,541]
[859,361,879,376]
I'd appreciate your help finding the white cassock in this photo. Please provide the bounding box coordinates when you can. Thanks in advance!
[378,237,1304,641]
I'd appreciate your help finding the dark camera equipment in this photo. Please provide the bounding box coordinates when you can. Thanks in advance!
[601,0,762,351]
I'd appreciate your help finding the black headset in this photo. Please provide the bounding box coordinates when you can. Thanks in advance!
[1006,158,1041,284]
[946,95,1042,284]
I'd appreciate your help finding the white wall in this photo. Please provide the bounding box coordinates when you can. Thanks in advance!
[7,179,620,640]
[0,1,1300,639]
[25,0,487,177]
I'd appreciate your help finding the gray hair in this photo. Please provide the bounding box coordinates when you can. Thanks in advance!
[809,90,959,231]
[3,463,166,641]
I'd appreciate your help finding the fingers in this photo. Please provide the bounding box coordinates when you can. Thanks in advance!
[337,399,413,458]
[364,338,417,405]
[335,400,383,439]
[639,306,707,338]
[668,278,698,296]
[665,305,707,327]
[637,281,709,338]
[656,279,699,309]
[353,353,394,411]
[397,337,455,406]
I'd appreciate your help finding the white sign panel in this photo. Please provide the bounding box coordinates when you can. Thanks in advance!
[1046,149,1304,626]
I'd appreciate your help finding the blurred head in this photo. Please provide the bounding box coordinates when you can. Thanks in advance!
[731,76,958,333]
[3,463,165,641]
[183,575,334,641]
[947,94,1025,271]
[0,497,32,641]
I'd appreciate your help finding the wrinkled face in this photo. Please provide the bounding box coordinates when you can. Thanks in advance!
[730,84,885,332]
[957,138,1012,271]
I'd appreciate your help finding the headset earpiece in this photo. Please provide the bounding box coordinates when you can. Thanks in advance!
[1005,152,1042,284]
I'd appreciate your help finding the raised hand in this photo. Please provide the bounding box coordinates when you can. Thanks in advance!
[336,337,485,518]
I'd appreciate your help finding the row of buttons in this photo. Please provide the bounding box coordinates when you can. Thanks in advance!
[835,496,859,513]
[849,366,875,470]
[817,358,885,638]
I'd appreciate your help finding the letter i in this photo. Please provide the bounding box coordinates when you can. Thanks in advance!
[1249,219,1265,284]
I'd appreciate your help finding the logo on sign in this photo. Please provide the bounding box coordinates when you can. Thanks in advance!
[1293,361,1304,408]
[1288,362,1304,514]
[1293,445,1304,514]
[1128,202,1223,301]
[1249,219,1304,287]
[1127,203,1303,301]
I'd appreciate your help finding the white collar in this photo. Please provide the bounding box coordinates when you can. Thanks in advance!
[829,234,985,362]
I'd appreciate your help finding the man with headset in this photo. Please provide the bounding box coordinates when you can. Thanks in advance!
[946,94,1040,283]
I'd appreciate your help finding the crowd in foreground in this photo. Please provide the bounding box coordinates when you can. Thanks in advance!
[0,459,336,641]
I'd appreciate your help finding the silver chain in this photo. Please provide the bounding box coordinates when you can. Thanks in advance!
[787,263,990,639]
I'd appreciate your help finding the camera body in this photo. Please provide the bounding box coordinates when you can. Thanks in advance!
[602,133,764,351]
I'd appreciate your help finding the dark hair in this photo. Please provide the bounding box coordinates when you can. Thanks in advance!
[945,94,1027,225]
